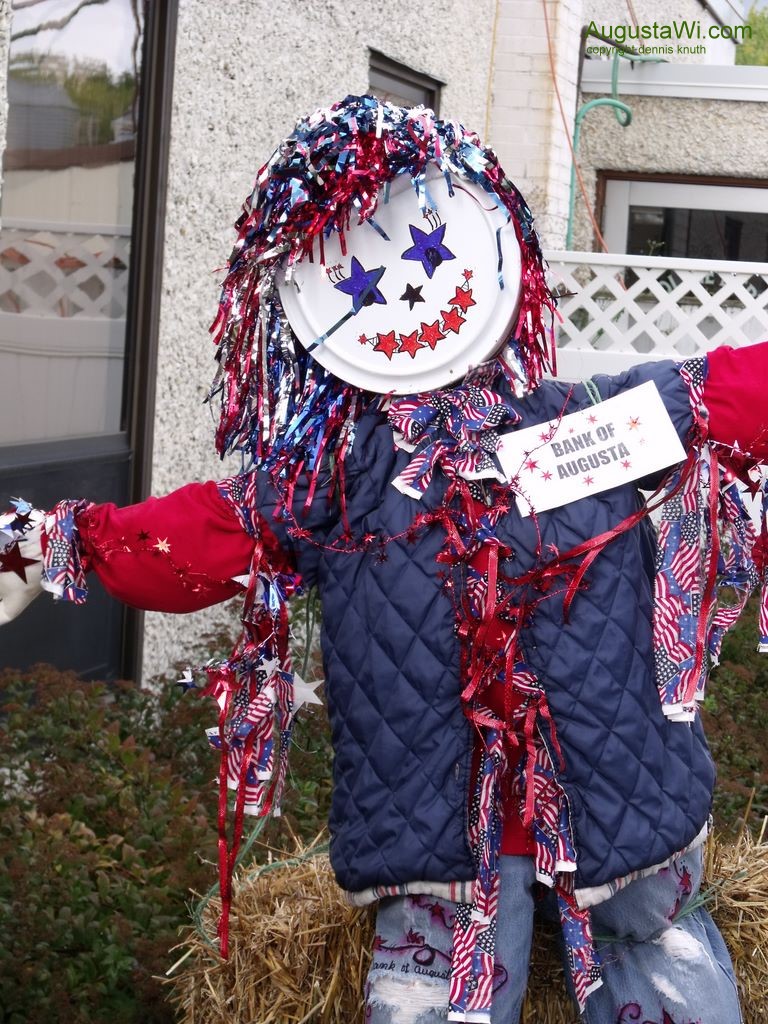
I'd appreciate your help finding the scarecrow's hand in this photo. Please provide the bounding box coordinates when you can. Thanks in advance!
[0,508,44,625]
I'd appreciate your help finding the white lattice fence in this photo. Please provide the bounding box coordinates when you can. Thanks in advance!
[544,250,768,380]
[0,225,130,319]
[0,222,130,444]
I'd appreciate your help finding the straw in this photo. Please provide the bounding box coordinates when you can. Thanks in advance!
[167,830,768,1024]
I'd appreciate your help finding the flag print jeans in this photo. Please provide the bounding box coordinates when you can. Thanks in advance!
[364,848,742,1024]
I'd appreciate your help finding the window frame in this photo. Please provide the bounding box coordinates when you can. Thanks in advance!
[0,0,179,680]
[368,49,443,112]
[599,171,768,255]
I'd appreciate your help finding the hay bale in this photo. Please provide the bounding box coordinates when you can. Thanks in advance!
[168,848,373,1024]
[167,832,768,1024]
[706,828,768,1023]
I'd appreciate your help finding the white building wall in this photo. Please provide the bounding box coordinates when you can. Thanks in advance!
[142,0,496,680]
[488,0,582,250]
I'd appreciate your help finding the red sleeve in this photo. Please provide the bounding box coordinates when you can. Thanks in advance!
[74,481,264,613]
[704,341,768,459]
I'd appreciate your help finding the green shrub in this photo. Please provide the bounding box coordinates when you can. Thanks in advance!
[702,599,768,831]
[0,630,333,1024]
[0,667,219,1024]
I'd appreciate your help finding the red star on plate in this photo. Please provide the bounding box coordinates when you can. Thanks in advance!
[449,287,476,313]
[463,269,473,281]
[583,475,594,486]
[154,537,171,554]
[441,308,465,334]
[525,459,538,472]
[398,330,424,359]
[374,331,398,359]
[541,470,553,481]
[628,416,641,430]
[539,430,552,442]
[418,320,445,350]
[621,459,631,469]
[358,333,369,346]
[587,413,597,424]
[0,541,38,582]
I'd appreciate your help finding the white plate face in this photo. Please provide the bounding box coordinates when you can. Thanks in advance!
[277,170,523,393]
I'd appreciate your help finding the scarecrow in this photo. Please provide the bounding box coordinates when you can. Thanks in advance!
[2,95,768,1023]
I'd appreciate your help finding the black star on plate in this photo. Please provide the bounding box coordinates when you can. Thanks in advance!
[400,282,424,310]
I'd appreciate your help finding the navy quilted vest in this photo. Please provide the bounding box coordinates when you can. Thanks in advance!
[264,359,715,893]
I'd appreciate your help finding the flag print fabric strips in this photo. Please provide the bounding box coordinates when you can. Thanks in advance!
[388,365,521,499]
[42,499,94,603]
[653,357,768,722]
[203,473,303,956]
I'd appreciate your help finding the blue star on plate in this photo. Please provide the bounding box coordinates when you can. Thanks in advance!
[401,223,455,279]
[333,257,387,313]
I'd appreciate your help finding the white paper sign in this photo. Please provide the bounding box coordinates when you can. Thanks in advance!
[496,381,686,516]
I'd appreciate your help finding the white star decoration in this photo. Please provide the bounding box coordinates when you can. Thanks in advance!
[292,673,323,712]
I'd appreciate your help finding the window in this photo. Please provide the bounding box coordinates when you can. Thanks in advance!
[368,50,442,112]
[0,0,142,447]
[0,0,177,680]
[602,177,768,261]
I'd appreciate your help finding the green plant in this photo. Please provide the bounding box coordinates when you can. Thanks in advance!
[0,667,218,1024]
[702,599,768,831]
[0,593,335,1024]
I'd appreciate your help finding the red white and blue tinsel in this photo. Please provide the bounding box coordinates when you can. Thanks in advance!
[207,94,556,483]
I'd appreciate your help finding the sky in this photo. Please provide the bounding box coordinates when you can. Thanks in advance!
[10,0,141,77]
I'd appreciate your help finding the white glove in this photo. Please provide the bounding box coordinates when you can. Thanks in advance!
[0,503,45,626]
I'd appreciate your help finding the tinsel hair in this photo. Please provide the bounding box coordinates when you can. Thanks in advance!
[208,93,555,483]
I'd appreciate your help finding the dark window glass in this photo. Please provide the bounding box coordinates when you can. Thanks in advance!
[368,50,442,112]
[627,205,768,262]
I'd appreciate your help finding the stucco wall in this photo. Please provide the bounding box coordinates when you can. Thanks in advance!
[571,91,768,251]
[142,0,496,680]
[585,0,739,64]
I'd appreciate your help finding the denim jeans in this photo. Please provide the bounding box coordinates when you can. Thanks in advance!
[364,848,742,1024]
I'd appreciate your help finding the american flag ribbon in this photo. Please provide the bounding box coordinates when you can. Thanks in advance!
[652,359,767,717]
[204,474,303,956]
[448,728,505,1021]
[388,374,521,499]
[41,499,94,603]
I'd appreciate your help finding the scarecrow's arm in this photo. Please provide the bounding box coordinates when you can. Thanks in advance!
[64,480,261,613]
[703,341,768,459]
[0,477,291,623]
